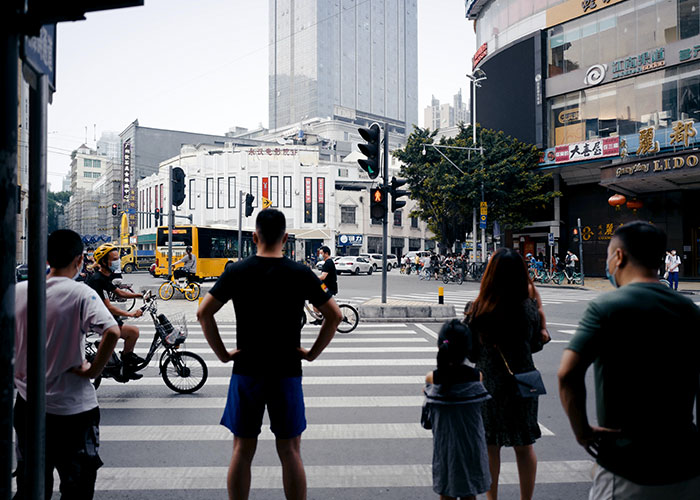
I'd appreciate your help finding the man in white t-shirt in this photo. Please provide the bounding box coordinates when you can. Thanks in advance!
[14,229,121,499]
[666,249,681,290]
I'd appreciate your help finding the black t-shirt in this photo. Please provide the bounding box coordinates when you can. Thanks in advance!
[86,271,118,318]
[209,256,332,377]
[321,258,338,295]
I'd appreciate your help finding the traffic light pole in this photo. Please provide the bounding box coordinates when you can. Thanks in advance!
[238,190,243,262]
[577,217,585,286]
[381,123,389,304]
[168,166,173,277]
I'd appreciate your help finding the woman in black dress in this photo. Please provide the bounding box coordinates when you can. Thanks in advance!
[466,248,550,500]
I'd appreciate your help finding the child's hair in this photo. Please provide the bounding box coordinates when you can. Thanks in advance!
[436,319,477,383]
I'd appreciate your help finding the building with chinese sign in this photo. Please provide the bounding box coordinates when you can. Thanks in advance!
[468,0,700,277]
[135,144,432,261]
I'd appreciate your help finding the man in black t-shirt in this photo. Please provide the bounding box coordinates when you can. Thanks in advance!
[197,209,342,500]
[317,246,337,295]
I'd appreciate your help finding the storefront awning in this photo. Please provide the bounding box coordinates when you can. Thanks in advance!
[601,151,700,195]
[138,233,156,244]
[289,228,333,240]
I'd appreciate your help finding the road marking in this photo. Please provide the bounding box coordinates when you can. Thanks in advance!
[549,340,569,344]
[547,322,579,327]
[133,358,436,370]
[168,337,427,345]
[558,329,577,335]
[132,347,436,355]
[415,323,438,339]
[99,395,426,409]
[45,460,592,491]
[99,375,426,387]
[99,422,554,442]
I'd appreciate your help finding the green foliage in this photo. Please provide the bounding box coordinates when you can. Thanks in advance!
[48,191,71,234]
[394,124,558,246]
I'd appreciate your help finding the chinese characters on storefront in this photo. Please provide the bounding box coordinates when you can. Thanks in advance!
[122,141,136,228]
[637,126,660,155]
[304,177,312,224]
[612,48,665,79]
[247,147,299,156]
[670,120,697,147]
[615,152,699,178]
[581,0,612,13]
[555,137,619,163]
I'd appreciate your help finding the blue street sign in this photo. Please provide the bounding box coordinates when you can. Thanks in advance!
[22,24,57,91]
[479,214,487,229]
[548,232,555,246]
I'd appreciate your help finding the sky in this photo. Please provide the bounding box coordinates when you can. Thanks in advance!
[46,0,476,190]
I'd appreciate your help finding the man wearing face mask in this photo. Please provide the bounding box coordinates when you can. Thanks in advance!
[87,243,145,380]
[558,222,700,499]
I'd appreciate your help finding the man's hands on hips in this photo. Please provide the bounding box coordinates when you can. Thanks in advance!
[576,424,621,458]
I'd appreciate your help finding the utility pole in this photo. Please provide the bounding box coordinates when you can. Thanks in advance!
[381,122,389,304]
[481,182,486,263]
[167,165,173,276]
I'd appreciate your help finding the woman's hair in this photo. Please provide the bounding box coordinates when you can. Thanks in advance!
[436,319,477,386]
[468,248,531,343]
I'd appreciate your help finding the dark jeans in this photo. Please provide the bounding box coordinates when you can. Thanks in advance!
[668,271,679,290]
[173,269,196,282]
[14,395,103,500]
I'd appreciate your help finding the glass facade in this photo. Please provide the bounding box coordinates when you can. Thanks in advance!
[476,0,564,47]
[548,60,700,146]
[547,0,699,77]
[269,0,417,130]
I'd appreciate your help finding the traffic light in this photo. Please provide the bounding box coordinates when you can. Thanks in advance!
[370,187,387,220]
[111,203,118,216]
[245,193,255,217]
[357,123,381,179]
[154,208,160,225]
[389,176,409,213]
[172,167,186,207]
[572,227,580,243]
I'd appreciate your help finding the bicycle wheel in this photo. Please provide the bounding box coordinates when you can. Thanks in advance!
[457,274,464,285]
[184,283,201,301]
[159,282,174,300]
[337,304,359,333]
[122,286,136,311]
[161,351,208,394]
[551,273,561,285]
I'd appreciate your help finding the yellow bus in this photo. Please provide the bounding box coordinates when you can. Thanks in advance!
[154,225,296,280]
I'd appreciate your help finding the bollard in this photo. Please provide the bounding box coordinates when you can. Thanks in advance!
[438,286,444,305]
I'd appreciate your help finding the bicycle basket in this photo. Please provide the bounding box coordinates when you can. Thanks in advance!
[164,313,188,346]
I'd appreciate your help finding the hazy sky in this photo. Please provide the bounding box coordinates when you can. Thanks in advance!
[47,0,476,190]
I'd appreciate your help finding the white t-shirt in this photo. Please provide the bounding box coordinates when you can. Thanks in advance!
[667,255,681,272]
[14,277,118,415]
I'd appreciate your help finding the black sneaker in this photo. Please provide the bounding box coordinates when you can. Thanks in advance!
[121,351,146,365]
[309,319,323,325]
[112,372,130,383]
[126,371,143,380]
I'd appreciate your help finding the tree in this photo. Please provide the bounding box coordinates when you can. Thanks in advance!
[48,191,71,234]
[394,124,558,247]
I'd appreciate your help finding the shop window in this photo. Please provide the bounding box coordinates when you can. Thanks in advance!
[658,0,679,44]
[206,178,214,209]
[341,206,356,224]
[217,177,224,209]
[411,216,419,228]
[679,71,700,121]
[409,238,421,251]
[679,0,700,40]
[189,179,196,210]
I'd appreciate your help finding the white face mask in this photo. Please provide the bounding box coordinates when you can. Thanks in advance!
[72,264,81,280]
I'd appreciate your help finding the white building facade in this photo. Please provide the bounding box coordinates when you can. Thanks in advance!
[136,144,434,260]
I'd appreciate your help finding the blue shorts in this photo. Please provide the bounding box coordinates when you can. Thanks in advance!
[221,374,306,439]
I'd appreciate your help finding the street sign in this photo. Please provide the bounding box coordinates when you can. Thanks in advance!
[479,214,487,229]
[548,232,555,246]
[262,197,271,209]
[22,24,57,91]
[480,201,488,215]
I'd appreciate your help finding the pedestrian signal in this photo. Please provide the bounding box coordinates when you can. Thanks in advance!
[370,187,386,220]
[357,124,381,179]
[572,227,580,243]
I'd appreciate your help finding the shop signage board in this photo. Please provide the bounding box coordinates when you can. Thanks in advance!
[555,137,619,163]
[22,24,56,91]
[611,48,665,80]
[472,43,488,68]
[338,234,363,247]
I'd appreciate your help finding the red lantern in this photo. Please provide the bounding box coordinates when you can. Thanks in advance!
[627,199,643,212]
[608,194,627,211]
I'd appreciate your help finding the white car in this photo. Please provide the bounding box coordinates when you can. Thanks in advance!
[387,254,399,269]
[404,250,432,262]
[315,256,341,271]
[336,256,373,275]
[360,253,385,272]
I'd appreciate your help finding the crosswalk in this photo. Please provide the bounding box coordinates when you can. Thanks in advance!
[82,322,592,497]
[340,288,599,310]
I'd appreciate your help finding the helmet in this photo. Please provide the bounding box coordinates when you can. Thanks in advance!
[93,243,118,263]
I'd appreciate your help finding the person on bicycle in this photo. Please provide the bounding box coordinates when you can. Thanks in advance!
[87,243,145,380]
[173,246,197,283]
[311,246,337,324]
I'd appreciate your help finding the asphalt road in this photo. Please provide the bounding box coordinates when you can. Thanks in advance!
[84,270,601,499]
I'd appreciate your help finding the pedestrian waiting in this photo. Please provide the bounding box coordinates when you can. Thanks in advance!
[422,319,492,500]
[466,248,551,500]
[559,221,700,499]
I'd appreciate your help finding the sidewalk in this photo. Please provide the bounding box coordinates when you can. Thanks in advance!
[537,277,700,295]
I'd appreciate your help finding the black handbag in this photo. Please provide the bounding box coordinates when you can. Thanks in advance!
[496,346,546,398]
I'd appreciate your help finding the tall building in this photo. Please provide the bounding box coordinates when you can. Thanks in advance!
[268,0,418,135]
[69,144,108,192]
[423,90,468,131]
[468,0,700,277]
[96,130,122,163]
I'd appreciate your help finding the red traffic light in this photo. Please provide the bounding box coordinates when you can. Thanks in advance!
[373,189,383,202]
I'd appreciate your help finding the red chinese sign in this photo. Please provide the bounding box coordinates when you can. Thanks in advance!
[262,177,269,199]
[472,43,488,69]
[555,137,619,164]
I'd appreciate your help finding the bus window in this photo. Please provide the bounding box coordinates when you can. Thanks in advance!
[157,227,192,247]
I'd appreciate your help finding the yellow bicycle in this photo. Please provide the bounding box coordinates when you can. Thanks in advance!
[158,275,201,302]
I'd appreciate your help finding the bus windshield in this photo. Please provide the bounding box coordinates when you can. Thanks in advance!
[157,227,192,247]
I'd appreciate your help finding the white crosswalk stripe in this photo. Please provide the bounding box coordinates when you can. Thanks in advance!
[88,320,582,497]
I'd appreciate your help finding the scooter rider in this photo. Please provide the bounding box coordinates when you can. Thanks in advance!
[87,243,145,380]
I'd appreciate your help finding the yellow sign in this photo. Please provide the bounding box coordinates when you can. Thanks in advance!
[669,120,697,147]
[637,126,660,156]
[480,202,488,215]
[262,197,271,209]
[120,213,129,246]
